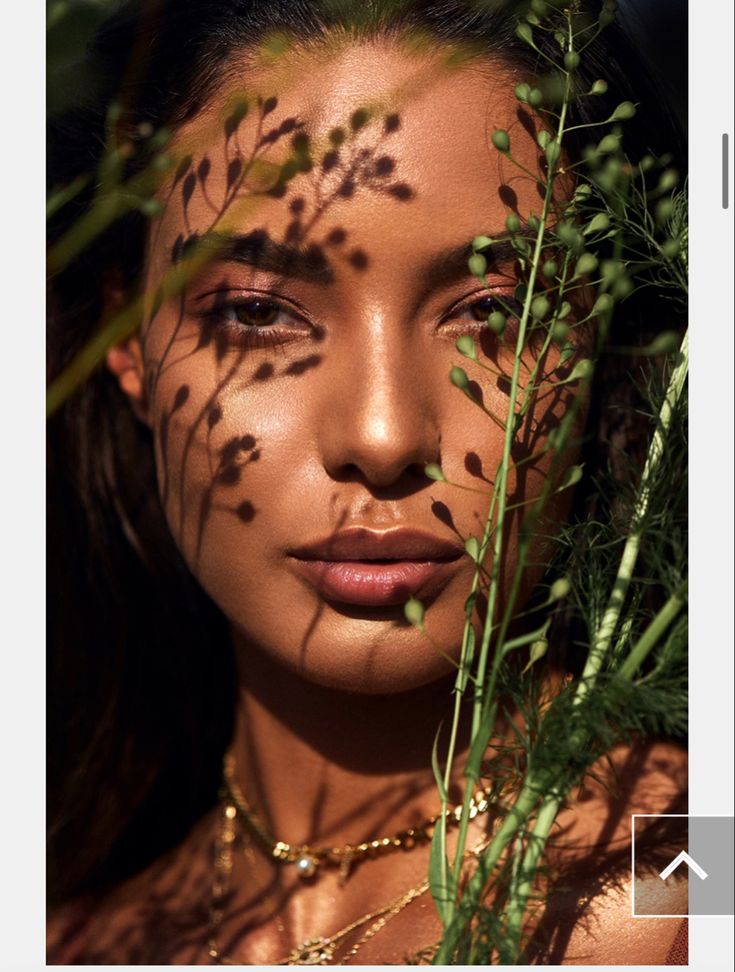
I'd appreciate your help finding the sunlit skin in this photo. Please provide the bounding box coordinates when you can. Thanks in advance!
[132,42,584,695]
[90,39,688,965]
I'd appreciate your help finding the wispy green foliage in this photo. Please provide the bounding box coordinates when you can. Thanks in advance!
[404,2,688,963]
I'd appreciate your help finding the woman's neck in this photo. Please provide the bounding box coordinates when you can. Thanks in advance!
[229,630,476,848]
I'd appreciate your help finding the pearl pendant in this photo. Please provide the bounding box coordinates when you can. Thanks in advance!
[294,853,318,878]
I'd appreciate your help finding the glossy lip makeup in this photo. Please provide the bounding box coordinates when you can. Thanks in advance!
[289,527,465,607]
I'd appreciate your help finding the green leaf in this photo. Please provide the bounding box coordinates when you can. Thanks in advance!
[431,723,448,801]
[655,198,674,224]
[429,726,452,927]
[528,88,543,108]
[597,134,620,154]
[575,252,598,276]
[456,335,477,360]
[645,331,681,356]
[531,295,550,320]
[488,311,507,336]
[464,536,481,563]
[522,637,549,673]
[599,8,615,27]
[583,212,610,235]
[557,222,582,251]
[468,252,487,278]
[550,577,571,601]
[557,463,584,491]
[545,140,561,168]
[552,320,570,343]
[658,169,679,193]
[505,212,521,233]
[501,620,550,656]
[660,238,680,260]
[558,300,572,320]
[424,463,446,482]
[593,292,614,315]
[140,199,164,218]
[568,359,593,381]
[516,22,534,45]
[472,235,494,251]
[457,626,474,693]
[464,700,496,781]
[610,100,636,121]
[404,597,425,628]
[429,822,453,927]
[450,366,470,390]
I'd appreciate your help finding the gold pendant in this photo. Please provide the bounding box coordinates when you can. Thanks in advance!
[285,937,335,965]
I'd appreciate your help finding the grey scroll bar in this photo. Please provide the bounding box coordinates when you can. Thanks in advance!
[724,134,730,209]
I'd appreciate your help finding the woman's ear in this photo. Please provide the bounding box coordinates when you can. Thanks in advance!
[106,336,149,425]
[103,272,151,425]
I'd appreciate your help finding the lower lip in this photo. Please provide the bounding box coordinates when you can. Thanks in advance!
[291,559,460,607]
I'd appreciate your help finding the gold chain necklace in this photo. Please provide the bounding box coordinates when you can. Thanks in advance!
[222,753,492,883]
[207,796,431,965]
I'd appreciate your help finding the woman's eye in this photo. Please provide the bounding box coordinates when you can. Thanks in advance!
[467,296,505,321]
[230,298,282,328]
[196,292,312,349]
[448,294,521,327]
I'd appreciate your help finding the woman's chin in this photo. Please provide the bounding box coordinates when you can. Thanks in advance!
[231,613,462,696]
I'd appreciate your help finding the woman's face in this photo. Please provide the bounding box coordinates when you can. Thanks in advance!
[128,40,586,693]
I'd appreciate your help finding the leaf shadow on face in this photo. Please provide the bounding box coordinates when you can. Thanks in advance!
[145,98,420,581]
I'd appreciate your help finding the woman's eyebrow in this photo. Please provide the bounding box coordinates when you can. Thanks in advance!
[200,231,335,284]
[194,232,517,286]
[423,239,519,287]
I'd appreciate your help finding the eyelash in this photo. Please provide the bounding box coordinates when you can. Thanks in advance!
[197,294,311,349]
[196,291,522,348]
[444,294,523,335]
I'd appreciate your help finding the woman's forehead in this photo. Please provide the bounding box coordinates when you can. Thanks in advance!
[153,40,545,270]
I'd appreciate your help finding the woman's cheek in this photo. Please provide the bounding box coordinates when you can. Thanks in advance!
[146,349,256,563]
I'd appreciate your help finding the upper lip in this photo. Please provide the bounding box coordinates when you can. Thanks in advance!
[290,527,465,562]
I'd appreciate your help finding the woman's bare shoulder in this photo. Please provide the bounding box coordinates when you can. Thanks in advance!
[538,738,688,965]
[47,809,217,965]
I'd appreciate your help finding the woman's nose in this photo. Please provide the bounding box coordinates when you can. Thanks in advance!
[317,327,440,489]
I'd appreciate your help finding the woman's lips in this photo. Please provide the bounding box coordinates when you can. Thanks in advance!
[289,528,464,607]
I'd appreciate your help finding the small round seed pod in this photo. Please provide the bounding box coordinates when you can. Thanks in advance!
[611,100,636,121]
[487,311,507,336]
[505,212,521,233]
[491,129,510,152]
[468,252,487,278]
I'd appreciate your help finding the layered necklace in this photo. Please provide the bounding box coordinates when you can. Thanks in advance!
[222,753,492,884]
[207,755,496,965]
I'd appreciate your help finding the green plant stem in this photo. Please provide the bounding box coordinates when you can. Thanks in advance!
[46,174,91,220]
[575,329,688,703]
[437,21,577,944]
[503,792,561,957]
[617,582,687,681]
